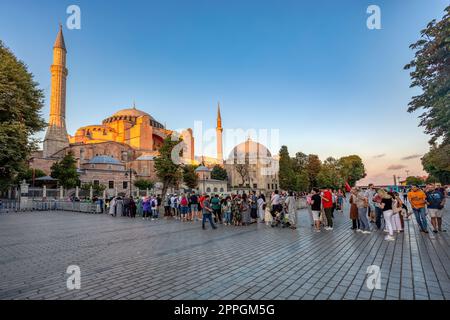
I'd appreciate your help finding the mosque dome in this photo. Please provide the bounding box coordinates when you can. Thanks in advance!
[102,107,164,129]
[89,155,122,165]
[112,108,153,119]
[227,139,272,162]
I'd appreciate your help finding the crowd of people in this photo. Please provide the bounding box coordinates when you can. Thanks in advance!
[101,184,447,239]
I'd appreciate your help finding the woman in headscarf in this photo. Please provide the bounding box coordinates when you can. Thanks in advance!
[109,197,117,217]
[257,193,266,223]
[115,196,124,217]
[240,193,251,226]
[285,191,297,229]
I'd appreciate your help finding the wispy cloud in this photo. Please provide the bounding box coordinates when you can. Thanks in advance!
[373,154,386,159]
[387,164,407,170]
[401,154,422,160]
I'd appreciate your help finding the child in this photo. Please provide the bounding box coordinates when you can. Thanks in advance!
[264,206,273,226]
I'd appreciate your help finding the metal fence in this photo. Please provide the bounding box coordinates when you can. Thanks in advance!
[0,200,20,213]
[0,199,102,214]
[29,200,101,213]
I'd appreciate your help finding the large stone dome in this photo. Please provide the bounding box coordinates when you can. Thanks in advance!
[102,107,164,129]
[227,139,272,163]
[112,108,152,119]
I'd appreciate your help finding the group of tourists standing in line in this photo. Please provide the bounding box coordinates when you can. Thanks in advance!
[103,184,447,238]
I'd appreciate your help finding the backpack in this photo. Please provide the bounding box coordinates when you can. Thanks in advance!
[151,199,156,208]
[181,197,188,206]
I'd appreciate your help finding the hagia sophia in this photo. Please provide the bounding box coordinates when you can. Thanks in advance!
[30,26,279,196]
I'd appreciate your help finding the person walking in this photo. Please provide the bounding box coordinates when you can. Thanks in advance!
[115,197,124,217]
[349,188,360,230]
[180,194,189,222]
[257,194,266,223]
[379,189,395,241]
[163,194,170,217]
[355,188,371,234]
[201,195,217,230]
[310,188,322,232]
[240,193,251,226]
[426,185,446,233]
[129,197,136,218]
[222,196,232,225]
[321,188,334,230]
[250,191,258,223]
[142,196,151,220]
[408,185,429,233]
[190,192,199,221]
[211,194,222,223]
[109,197,117,217]
[285,191,297,229]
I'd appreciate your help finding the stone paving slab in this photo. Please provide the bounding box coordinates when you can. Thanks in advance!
[0,201,449,300]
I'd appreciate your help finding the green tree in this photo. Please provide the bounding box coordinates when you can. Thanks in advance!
[316,157,344,190]
[406,176,425,186]
[278,146,297,191]
[211,165,228,181]
[306,154,322,188]
[338,155,366,187]
[15,167,46,184]
[421,144,450,184]
[50,152,80,189]
[134,179,155,191]
[294,171,310,192]
[154,135,183,196]
[404,6,450,145]
[183,165,199,189]
[0,41,46,190]
[81,182,106,197]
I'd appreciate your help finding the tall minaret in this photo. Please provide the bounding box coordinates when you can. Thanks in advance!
[43,25,70,158]
[216,102,223,164]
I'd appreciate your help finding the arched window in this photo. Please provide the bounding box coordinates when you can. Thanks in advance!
[206,187,211,193]
[213,188,218,192]
[220,188,224,192]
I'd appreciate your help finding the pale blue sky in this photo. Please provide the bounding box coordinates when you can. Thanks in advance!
[0,0,447,184]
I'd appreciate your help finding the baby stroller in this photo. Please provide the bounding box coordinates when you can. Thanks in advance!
[271,206,290,228]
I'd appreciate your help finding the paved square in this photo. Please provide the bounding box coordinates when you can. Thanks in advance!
[0,204,449,300]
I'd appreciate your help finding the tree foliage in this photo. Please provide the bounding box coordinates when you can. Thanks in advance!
[182,165,199,189]
[316,157,345,190]
[15,167,46,184]
[421,143,450,184]
[154,135,183,195]
[134,179,155,191]
[211,165,228,181]
[0,41,46,190]
[50,152,80,189]
[81,182,106,197]
[405,6,450,184]
[338,155,366,187]
[404,6,450,145]
[406,176,425,186]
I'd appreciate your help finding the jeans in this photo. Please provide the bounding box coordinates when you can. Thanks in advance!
[413,207,428,231]
[358,207,370,231]
[151,208,158,218]
[202,213,217,229]
[324,207,333,228]
[224,211,232,224]
[375,206,384,230]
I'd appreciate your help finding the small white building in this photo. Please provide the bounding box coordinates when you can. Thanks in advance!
[195,166,228,195]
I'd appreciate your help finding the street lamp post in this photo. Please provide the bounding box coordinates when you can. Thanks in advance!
[125,168,136,198]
